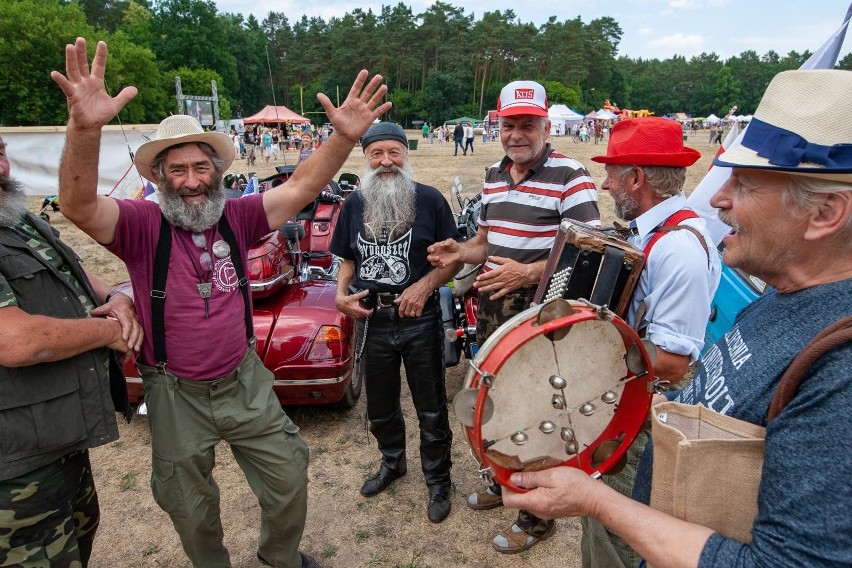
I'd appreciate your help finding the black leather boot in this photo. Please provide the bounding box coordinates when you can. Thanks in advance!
[360,463,407,497]
[427,483,451,523]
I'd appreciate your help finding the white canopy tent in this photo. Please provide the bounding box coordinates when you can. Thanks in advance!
[705,113,721,123]
[595,109,618,121]
[548,104,585,135]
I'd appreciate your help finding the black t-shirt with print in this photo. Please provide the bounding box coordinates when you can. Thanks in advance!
[330,183,457,294]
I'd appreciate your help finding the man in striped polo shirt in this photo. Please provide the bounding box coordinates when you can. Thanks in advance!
[428,80,600,554]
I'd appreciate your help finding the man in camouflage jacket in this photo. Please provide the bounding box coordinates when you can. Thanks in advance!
[0,134,142,566]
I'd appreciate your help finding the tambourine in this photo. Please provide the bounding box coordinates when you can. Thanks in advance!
[453,299,655,492]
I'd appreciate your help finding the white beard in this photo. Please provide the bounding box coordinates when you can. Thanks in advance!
[0,176,30,228]
[158,174,226,233]
[360,162,417,242]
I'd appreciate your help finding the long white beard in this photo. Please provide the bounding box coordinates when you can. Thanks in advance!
[0,176,30,228]
[158,173,226,233]
[360,162,417,241]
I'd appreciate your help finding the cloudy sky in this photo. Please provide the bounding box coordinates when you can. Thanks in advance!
[213,0,852,61]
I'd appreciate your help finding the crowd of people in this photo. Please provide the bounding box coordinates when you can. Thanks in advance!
[1,35,850,568]
[231,124,331,166]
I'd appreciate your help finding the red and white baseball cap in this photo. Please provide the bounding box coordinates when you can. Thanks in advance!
[496,81,549,117]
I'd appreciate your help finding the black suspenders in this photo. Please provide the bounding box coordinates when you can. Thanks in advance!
[150,213,254,373]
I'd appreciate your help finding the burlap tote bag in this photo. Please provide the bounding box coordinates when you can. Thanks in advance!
[650,402,765,542]
[650,315,852,543]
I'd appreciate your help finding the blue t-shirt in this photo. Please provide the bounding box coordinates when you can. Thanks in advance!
[644,279,852,567]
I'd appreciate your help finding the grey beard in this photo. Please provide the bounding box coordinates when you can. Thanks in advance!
[360,162,416,241]
[0,176,30,228]
[614,191,641,221]
[158,174,226,233]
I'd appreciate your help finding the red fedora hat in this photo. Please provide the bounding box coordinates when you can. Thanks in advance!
[592,117,701,167]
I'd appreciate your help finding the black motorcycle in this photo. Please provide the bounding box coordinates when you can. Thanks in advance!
[439,178,482,366]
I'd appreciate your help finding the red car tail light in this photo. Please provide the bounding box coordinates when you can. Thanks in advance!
[307,325,347,360]
[248,256,273,281]
[248,232,292,295]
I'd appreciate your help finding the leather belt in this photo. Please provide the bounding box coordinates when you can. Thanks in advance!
[373,291,440,310]
[375,292,402,308]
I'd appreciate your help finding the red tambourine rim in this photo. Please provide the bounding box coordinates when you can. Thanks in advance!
[466,305,652,492]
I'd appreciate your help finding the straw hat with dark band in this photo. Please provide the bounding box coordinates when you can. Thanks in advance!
[135,115,235,181]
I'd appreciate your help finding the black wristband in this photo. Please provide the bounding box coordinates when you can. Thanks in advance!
[104,290,126,303]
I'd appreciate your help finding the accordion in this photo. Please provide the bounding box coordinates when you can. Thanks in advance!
[534,220,644,318]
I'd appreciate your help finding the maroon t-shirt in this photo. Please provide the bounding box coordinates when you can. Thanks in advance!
[108,194,270,379]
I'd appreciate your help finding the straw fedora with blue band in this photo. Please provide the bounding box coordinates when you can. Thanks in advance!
[714,69,852,182]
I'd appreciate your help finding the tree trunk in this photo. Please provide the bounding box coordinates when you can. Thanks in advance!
[478,60,488,117]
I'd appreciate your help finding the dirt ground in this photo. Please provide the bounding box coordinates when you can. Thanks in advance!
[42,128,719,568]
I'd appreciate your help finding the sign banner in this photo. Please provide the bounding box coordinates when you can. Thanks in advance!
[0,125,157,196]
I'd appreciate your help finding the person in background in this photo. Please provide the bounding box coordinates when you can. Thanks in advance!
[262,128,273,163]
[244,126,257,166]
[297,133,316,166]
[230,126,242,159]
[463,121,475,155]
[271,128,282,161]
[453,122,465,156]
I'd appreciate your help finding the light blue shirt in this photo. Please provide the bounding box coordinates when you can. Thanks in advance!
[627,194,721,363]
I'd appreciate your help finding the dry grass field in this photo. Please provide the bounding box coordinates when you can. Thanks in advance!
[42,128,719,568]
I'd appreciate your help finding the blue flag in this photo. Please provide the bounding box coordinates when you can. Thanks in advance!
[243,175,257,196]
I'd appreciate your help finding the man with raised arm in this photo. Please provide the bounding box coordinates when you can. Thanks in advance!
[52,37,390,568]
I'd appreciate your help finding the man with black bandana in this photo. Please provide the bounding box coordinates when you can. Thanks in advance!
[331,122,460,523]
[0,134,142,566]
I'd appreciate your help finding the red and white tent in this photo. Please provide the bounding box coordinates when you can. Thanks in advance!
[243,105,310,124]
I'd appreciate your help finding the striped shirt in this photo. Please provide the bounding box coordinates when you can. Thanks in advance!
[478,144,600,270]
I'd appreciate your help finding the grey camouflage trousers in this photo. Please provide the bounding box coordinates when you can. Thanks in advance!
[475,287,538,346]
[474,287,555,536]
[0,450,98,568]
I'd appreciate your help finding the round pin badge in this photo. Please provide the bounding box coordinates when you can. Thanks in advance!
[212,239,230,259]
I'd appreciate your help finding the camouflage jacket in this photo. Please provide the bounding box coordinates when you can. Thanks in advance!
[0,213,130,481]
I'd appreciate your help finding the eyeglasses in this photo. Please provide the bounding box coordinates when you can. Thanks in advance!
[192,233,213,271]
